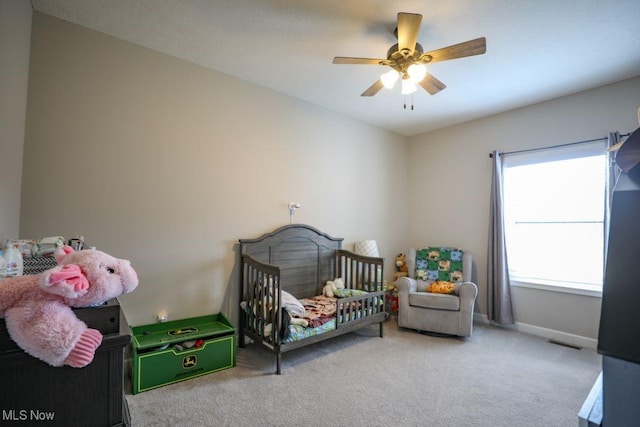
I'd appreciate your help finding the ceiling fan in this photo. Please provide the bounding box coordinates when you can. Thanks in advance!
[333,12,486,98]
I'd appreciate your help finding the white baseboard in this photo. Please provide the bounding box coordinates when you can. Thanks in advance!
[473,313,598,351]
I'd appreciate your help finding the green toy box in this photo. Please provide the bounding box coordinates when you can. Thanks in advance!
[131,313,235,394]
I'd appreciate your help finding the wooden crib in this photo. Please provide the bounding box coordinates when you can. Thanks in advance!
[239,224,385,374]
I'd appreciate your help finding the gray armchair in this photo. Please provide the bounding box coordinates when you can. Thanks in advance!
[396,248,478,337]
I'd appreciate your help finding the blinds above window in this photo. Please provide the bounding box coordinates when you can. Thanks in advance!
[502,140,606,168]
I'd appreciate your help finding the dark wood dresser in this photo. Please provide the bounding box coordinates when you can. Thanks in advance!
[0,299,131,426]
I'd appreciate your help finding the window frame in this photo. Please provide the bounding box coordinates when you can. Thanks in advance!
[502,140,609,297]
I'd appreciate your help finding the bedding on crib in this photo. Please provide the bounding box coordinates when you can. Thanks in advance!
[283,296,337,343]
[281,293,384,343]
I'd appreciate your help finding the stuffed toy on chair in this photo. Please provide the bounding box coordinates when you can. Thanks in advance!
[0,246,138,368]
[393,253,409,281]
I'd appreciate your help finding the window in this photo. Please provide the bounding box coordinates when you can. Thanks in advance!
[503,141,608,294]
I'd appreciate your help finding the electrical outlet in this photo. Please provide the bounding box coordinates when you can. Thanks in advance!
[157,311,168,323]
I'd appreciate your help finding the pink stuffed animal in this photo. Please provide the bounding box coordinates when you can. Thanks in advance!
[0,246,138,367]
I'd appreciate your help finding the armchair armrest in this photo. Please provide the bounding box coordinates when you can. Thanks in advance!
[457,282,478,299]
[396,277,417,294]
[396,277,416,327]
[457,282,478,312]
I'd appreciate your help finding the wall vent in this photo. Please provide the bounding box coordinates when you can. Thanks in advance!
[548,339,582,350]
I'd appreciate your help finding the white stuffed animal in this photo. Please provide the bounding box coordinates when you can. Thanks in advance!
[322,277,345,297]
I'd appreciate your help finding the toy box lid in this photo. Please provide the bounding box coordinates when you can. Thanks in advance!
[131,313,235,351]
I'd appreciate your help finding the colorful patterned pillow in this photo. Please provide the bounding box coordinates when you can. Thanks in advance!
[426,281,456,294]
[415,247,464,282]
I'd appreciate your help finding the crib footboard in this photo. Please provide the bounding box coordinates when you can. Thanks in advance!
[335,249,386,336]
[336,290,386,335]
[239,254,283,350]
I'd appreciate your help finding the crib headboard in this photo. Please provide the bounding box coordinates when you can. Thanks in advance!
[239,224,343,298]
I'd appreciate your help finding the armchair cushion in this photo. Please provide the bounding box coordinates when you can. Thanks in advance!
[409,292,460,311]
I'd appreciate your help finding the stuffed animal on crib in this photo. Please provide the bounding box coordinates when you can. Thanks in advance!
[322,277,345,297]
[0,246,138,368]
[393,253,409,281]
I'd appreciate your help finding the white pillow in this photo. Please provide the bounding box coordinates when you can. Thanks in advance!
[281,290,305,316]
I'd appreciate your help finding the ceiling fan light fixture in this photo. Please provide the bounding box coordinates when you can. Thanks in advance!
[331,12,486,101]
[381,69,400,89]
[401,78,417,95]
[408,63,427,83]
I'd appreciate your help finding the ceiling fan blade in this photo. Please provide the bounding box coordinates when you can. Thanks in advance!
[423,37,486,63]
[419,73,447,95]
[397,12,422,54]
[333,57,385,65]
[361,79,384,97]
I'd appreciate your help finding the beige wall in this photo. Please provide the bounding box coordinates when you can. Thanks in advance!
[21,13,408,326]
[16,10,639,344]
[0,0,32,243]
[408,76,640,343]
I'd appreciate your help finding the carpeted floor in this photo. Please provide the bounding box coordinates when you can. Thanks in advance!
[125,318,600,427]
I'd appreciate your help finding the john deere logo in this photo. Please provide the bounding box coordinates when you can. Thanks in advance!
[183,355,197,369]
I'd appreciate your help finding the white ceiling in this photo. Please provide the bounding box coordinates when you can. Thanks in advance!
[30,0,640,137]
